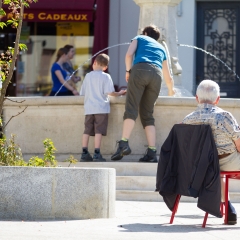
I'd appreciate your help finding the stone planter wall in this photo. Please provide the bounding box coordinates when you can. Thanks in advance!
[0,167,115,220]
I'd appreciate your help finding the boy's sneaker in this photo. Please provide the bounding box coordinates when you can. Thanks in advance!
[111,140,131,161]
[93,152,106,162]
[80,152,93,162]
[139,148,158,163]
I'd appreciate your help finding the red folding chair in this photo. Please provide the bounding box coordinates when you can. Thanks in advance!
[170,171,240,228]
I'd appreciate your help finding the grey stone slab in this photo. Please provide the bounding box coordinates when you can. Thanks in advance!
[0,167,115,220]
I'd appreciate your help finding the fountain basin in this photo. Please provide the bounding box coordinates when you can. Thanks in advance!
[3,96,240,160]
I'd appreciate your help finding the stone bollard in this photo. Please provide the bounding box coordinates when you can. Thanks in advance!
[0,167,115,220]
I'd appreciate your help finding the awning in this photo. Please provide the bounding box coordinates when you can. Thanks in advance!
[3,0,95,22]
[29,0,95,11]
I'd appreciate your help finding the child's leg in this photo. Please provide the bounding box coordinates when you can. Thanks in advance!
[92,114,107,162]
[82,134,90,148]
[93,134,105,161]
[94,133,102,149]
[82,115,94,150]
[80,134,93,161]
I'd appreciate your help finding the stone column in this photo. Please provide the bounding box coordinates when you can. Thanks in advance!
[133,0,182,86]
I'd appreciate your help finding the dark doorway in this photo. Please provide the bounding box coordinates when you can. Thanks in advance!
[197,2,240,98]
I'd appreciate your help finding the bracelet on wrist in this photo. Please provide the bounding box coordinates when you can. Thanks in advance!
[126,70,131,73]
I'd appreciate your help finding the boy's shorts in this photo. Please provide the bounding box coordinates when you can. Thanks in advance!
[84,114,108,136]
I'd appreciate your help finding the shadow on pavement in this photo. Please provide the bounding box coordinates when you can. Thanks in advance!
[118,223,240,232]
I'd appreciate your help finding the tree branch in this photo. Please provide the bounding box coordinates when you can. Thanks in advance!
[2,106,28,131]
[0,1,24,115]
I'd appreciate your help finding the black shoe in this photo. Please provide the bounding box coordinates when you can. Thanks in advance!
[80,152,93,162]
[93,153,106,162]
[111,140,131,161]
[227,201,237,225]
[139,148,157,163]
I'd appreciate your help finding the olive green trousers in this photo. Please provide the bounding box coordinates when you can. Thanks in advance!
[123,62,163,128]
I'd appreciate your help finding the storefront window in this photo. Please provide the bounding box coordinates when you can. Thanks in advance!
[16,21,94,96]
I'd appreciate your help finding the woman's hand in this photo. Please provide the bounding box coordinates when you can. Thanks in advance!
[72,76,81,83]
[72,89,79,96]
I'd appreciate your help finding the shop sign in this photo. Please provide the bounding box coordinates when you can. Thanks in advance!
[4,10,93,22]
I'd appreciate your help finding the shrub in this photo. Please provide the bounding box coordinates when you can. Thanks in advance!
[0,134,77,167]
[0,134,25,166]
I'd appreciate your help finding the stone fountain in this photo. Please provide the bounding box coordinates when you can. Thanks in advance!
[3,0,240,203]
[133,0,192,96]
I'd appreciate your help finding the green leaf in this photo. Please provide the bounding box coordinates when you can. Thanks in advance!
[0,22,6,29]
[0,61,6,65]
[0,9,6,16]
[3,0,12,4]
[6,20,14,25]
[23,2,29,7]
[19,43,28,51]
[8,47,14,55]
[0,72,6,81]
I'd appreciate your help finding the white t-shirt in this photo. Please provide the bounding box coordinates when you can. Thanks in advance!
[80,70,115,115]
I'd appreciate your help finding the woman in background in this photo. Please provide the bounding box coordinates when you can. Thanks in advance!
[63,44,81,88]
[49,47,79,96]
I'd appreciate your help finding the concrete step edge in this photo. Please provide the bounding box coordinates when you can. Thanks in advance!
[116,176,156,190]
[116,190,240,202]
[58,162,158,176]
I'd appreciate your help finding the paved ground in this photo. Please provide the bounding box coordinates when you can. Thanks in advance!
[0,201,240,240]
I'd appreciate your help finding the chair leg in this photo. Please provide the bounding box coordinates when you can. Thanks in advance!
[170,195,181,224]
[202,212,208,228]
[202,202,225,228]
[224,176,229,224]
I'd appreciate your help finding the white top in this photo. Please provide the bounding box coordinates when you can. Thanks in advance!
[80,70,115,115]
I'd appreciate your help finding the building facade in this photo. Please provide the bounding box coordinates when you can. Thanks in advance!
[2,0,239,98]
[1,0,110,96]
[111,0,240,98]
[177,0,240,98]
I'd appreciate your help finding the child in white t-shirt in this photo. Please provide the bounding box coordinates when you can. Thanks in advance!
[80,53,126,162]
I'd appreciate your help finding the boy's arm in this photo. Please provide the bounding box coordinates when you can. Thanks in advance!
[108,90,126,97]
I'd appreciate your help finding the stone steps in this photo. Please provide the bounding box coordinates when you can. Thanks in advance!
[117,176,155,190]
[59,161,157,176]
[59,161,240,202]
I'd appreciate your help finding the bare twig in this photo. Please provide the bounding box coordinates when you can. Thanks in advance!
[2,106,28,130]
[4,97,26,104]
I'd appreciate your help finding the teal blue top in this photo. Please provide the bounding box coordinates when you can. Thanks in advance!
[132,35,167,69]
